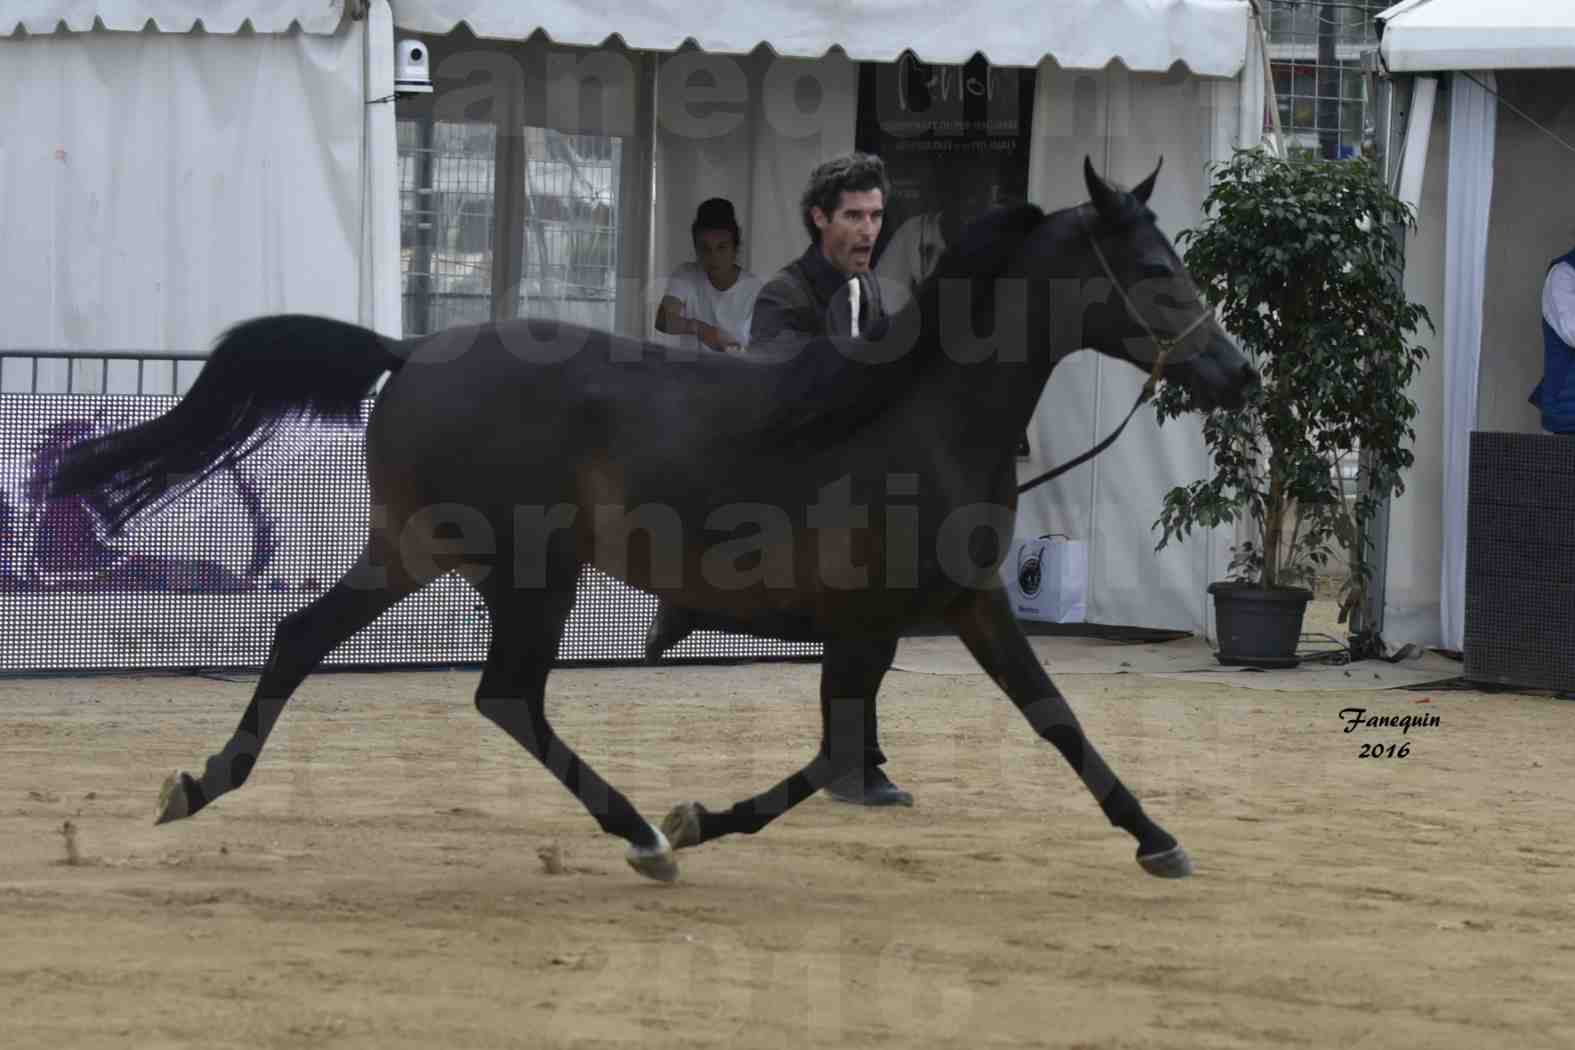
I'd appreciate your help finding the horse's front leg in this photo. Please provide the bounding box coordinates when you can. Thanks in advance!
[947,587,1192,878]
[660,637,899,849]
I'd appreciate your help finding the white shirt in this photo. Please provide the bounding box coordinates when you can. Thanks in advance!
[661,261,764,351]
[1544,261,1575,347]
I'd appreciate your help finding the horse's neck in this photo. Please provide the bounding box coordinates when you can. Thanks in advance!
[904,210,1087,455]
[897,320,1053,466]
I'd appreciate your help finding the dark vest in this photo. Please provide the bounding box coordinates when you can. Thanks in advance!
[780,254,885,338]
[1532,249,1575,434]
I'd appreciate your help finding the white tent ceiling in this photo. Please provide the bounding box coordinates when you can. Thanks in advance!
[8,1,1252,77]
[4,1,348,34]
[389,0,1249,74]
[1377,0,1575,72]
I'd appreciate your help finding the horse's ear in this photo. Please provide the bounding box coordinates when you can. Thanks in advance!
[1132,157,1163,205]
[1083,156,1122,217]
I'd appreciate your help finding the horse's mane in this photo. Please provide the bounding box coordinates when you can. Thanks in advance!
[745,202,1048,449]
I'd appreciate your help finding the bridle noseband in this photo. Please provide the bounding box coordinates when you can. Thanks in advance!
[1083,218,1216,392]
[1015,219,1217,495]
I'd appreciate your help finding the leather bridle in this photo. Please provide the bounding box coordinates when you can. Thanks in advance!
[1015,221,1217,495]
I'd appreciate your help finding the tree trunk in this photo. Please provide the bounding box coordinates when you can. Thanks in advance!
[1263,466,1287,588]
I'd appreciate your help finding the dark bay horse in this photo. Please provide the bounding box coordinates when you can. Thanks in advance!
[49,159,1254,883]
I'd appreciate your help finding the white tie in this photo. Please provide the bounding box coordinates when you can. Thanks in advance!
[847,276,861,338]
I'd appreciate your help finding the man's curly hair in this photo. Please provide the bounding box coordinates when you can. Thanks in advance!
[800,152,890,243]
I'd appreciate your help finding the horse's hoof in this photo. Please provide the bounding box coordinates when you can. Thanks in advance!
[154,771,192,825]
[1137,844,1193,878]
[660,801,706,850]
[625,828,679,883]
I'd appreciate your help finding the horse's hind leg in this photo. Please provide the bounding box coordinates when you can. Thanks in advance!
[472,572,678,882]
[659,636,899,851]
[947,587,1192,878]
[155,546,417,824]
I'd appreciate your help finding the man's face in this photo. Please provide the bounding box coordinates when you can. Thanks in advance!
[813,188,884,274]
[694,229,737,285]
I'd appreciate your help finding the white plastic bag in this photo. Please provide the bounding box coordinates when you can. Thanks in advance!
[1002,535,1088,623]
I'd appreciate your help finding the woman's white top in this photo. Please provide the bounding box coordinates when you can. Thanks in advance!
[662,262,764,350]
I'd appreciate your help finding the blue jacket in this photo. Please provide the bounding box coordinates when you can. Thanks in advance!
[1530,249,1575,434]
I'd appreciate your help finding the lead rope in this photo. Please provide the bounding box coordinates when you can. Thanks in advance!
[1016,226,1215,495]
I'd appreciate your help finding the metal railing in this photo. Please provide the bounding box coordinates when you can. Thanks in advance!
[1265,0,1389,161]
[0,350,207,397]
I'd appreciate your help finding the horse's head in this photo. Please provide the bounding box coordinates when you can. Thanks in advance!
[1024,158,1256,410]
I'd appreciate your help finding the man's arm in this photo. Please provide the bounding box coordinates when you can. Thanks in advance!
[1545,262,1575,348]
[654,271,730,350]
[654,295,686,336]
[660,304,730,350]
[653,269,690,335]
[746,270,819,353]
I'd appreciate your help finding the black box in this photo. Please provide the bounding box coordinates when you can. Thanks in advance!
[1465,431,1575,692]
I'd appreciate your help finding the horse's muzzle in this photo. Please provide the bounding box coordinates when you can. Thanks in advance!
[1212,360,1258,411]
[1173,335,1256,412]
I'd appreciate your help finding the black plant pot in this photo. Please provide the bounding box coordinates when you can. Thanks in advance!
[1207,581,1314,669]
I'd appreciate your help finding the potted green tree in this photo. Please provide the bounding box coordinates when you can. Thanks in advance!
[1153,150,1431,667]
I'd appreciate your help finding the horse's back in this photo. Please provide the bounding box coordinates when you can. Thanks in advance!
[366,316,945,514]
[365,321,761,503]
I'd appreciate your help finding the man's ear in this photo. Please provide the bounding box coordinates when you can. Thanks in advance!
[811,206,830,232]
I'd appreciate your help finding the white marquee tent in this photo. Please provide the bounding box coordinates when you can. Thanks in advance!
[1375,0,1575,650]
[1,0,1265,635]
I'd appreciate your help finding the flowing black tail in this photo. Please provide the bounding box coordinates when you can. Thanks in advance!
[46,315,404,534]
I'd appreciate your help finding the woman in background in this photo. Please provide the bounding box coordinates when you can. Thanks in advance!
[655,198,764,353]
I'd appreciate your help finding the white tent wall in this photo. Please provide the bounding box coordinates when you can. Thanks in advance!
[645,53,1252,632]
[1382,80,1450,648]
[1015,64,1244,633]
[1436,70,1496,652]
[1383,70,1575,650]
[650,51,857,344]
[361,0,402,344]
[0,11,393,376]
[1474,71,1575,438]
[1,2,1253,636]
[393,31,659,339]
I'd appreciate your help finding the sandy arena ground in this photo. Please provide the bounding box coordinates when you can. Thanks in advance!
[3,632,1575,1049]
